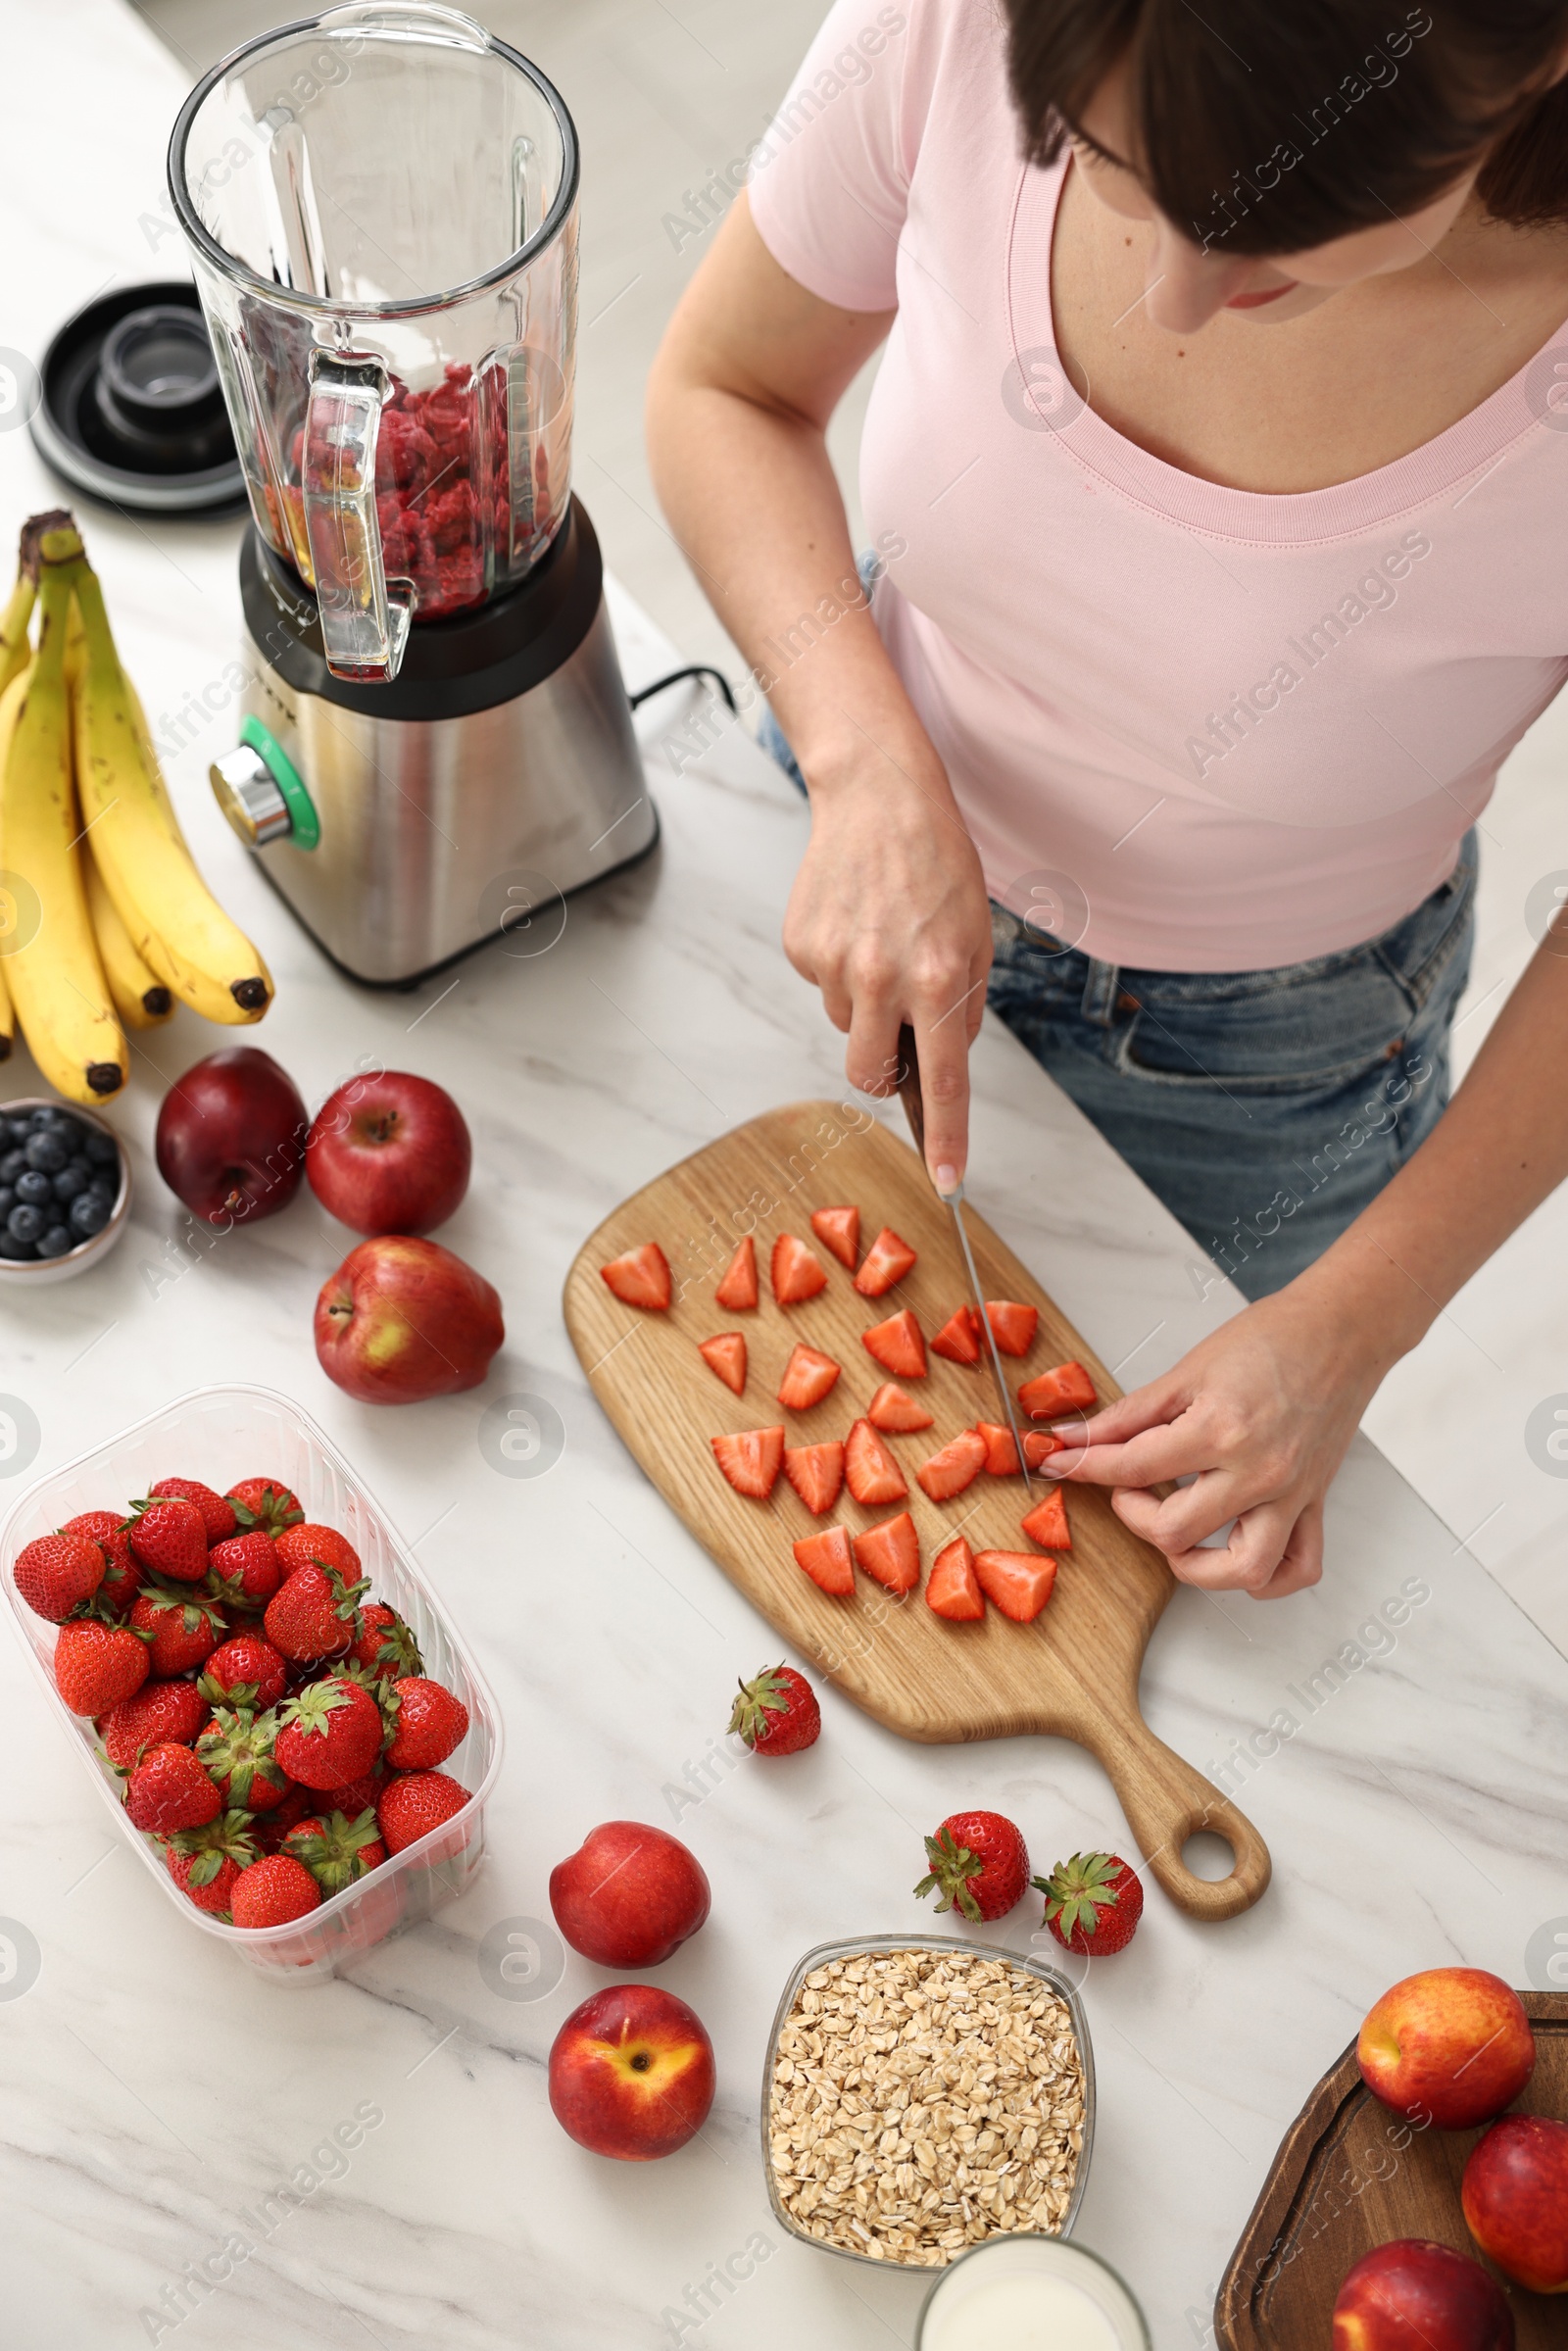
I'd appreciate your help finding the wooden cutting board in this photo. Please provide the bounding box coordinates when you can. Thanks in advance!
[563,1101,1270,1923]
[1216,1995,1568,2344]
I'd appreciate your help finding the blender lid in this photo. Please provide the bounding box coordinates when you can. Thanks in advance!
[29,281,246,515]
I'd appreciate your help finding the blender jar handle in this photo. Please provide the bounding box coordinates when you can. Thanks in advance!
[302,349,416,684]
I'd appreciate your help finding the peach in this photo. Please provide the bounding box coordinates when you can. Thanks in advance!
[1462,2113,1568,2293]
[1357,1967,1534,2130]
[548,1984,715,2161]
[548,1821,710,1967]
[1331,2239,1512,2350]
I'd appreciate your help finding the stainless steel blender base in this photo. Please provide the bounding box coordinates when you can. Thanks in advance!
[235,594,655,986]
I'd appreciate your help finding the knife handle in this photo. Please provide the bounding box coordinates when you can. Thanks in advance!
[895,1023,927,1167]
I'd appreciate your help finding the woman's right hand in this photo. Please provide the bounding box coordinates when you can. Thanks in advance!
[782,738,994,1188]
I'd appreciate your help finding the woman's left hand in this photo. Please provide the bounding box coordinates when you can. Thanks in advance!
[1046,1275,1400,1597]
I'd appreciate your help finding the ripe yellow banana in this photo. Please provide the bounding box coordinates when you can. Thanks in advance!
[0,561,34,703]
[69,561,272,1025]
[85,846,172,1029]
[0,549,126,1103]
[0,934,13,1061]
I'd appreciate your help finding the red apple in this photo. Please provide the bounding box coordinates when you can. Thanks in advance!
[548,1984,714,2161]
[1463,2113,1568,2293]
[314,1236,503,1403]
[306,1070,470,1236]
[1357,1969,1535,2130]
[1331,2239,1513,2350]
[156,1048,307,1226]
[549,1821,710,1967]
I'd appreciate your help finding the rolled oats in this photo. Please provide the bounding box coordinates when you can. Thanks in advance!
[767,1948,1085,2267]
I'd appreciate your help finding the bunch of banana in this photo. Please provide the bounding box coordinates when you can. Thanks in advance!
[0,525,126,1102]
[70,555,272,1025]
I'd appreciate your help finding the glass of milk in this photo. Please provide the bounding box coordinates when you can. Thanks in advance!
[916,2235,1150,2351]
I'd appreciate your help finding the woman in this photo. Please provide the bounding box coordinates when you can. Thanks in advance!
[646,1,1568,1597]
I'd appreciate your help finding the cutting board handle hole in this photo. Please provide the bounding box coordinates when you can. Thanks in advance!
[1181,1831,1237,1883]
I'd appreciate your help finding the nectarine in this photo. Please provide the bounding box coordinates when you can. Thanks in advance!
[548,1984,715,2161]
[1463,2113,1568,2293]
[1357,1968,1534,2130]
[1331,2239,1512,2351]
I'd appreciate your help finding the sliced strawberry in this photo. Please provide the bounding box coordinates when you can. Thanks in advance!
[973,1549,1057,1622]
[931,1305,984,1365]
[854,1227,916,1298]
[711,1426,785,1500]
[853,1511,920,1593]
[861,1308,927,1379]
[1018,1360,1098,1419]
[1023,1432,1063,1470]
[601,1242,671,1311]
[1021,1488,1071,1550]
[699,1333,748,1396]
[771,1232,828,1304]
[784,1442,845,1516]
[927,1535,985,1621]
[986,1299,1039,1356]
[845,1418,908,1506]
[976,1421,1022,1476]
[714,1234,760,1311]
[793,1526,855,1595]
[867,1381,935,1434]
[915,1427,988,1502]
[777,1344,842,1410]
[809,1205,860,1270]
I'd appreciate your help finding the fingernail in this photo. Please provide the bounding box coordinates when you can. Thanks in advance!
[935,1163,959,1195]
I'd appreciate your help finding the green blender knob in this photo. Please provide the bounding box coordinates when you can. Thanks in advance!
[210,714,319,852]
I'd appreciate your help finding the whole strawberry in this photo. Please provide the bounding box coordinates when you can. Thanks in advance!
[99,1678,210,1769]
[196,1704,290,1812]
[207,1530,281,1612]
[14,1531,105,1622]
[1033,1851,1144,1957]
[349,1601,422,1680]
[225,1478,304,1538]
[127,1495,208,1585]
[728,1663,820,1757]
[275,1677,383,1788]
[915,1811,1030,1924]
[264,1561,366,1663]
[150,1477,236,1543]
[130,1580,224,1677]
[321,1763,385,1817]
[124,1741,221,1835]
[230,1851,320,1929]
[165,1810,258,1913]
[283,1806,387,1894]
[54,1618,149,1714]
[274,1522,361,1585]
[383,1677,468,1771]
[251,1780,318,1853]
[63,1511,138,1614]
[377,1770,470,1854]
[201,1631,287,1710]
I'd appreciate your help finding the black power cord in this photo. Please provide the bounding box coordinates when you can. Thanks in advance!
[628,662,737,714]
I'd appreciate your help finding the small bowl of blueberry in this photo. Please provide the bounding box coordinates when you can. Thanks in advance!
[0,1099,129,1282]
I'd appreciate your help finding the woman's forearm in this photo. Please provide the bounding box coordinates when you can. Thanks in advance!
[1296,930,1568,1366]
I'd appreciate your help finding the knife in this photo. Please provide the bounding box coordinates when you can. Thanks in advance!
[894,1024,1034,1494]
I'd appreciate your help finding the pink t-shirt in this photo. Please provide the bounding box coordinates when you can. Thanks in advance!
[748,0,1568,971]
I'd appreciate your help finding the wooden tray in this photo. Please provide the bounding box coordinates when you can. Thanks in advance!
[563,1101,1269,1923]
[1217,1995,1568,2343]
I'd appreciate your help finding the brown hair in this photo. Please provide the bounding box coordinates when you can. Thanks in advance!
[1003,1,1568,252]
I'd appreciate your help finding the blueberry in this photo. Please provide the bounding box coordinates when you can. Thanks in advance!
[0,1229,34,1259]
[28,1104,66,1127]
[8,1203,44,1243]
[69,1193,111,1238]
[24,1131,68,1173]
[0,1119,27,1151]
[0,1150,24,1184]
[52,1163,88,1202]
[15,1169,52,1206]
[38,1223,74,1257]
[82,1128,119,1166]
[86,1172,119,1206]
[0,1187,11,1220]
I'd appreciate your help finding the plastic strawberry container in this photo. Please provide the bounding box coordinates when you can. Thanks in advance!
[0,1383,503,1983]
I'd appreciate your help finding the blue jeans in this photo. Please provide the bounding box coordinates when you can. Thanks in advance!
[758,703,1476,1299]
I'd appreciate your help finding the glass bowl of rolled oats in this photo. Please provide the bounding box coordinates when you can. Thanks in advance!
[761,1935,1094,2270]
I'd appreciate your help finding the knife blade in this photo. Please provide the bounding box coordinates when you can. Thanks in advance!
[894,1025,1034,1494]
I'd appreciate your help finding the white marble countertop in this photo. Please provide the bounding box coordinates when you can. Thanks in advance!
[3,9,1568,2348]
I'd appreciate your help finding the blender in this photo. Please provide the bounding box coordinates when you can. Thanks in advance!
[169,3,656,986]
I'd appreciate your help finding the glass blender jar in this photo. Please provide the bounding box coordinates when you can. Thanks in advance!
[171,1,579,681]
